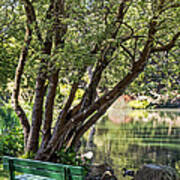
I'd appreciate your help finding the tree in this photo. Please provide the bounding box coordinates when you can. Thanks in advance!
[0,0,179,161]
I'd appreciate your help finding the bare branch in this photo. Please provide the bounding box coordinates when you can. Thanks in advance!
[21,0,36,23]
[120,35,146,43]
[12,0,45,150]
[69,106,107,148]
[104,6,111,25]
[53,0,66,46]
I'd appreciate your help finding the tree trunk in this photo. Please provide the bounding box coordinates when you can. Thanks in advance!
[40,71,59,150]
[12,25,32,148]
[26,37,53,153]
[26,76,47,152]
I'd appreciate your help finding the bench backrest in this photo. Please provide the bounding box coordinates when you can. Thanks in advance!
[3,156,85,180]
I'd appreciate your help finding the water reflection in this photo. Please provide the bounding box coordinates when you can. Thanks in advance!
[82,109,180,180]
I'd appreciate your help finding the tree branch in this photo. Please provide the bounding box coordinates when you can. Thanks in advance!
[159,3,180,15]
[151,32,180,53]
[78,0,131,111]
[40,71,59,149]
[21,0,42,41]
[65,16,158,141]
[69,96,117,148]
[120,44,134,59]
[68,16,159,147]
[12,0,41,148]
[35,1,161,160]
[57,82,79,126]
[26,0,55,153]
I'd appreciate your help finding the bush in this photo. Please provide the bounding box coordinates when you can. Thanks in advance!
[56,147,83,166]
[0,104,24,157]
[0,105,20,134]
[0,127,24,157]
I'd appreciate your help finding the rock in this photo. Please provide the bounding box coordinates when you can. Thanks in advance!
[134,164,179,180]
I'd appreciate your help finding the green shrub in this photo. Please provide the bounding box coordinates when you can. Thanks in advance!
[56,147,83,166]
[0,127,24,157]
[0,103,24,157]
[0,105,20,134]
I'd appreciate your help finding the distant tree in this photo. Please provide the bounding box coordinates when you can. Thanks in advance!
[0,0,179,161]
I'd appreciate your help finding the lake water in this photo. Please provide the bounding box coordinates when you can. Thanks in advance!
[82,109,180,179]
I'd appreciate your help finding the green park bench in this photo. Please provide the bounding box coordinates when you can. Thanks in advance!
[3,156,85,180]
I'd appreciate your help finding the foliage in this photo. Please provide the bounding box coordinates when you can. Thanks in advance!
[0,102,24,157]
[20,151,36,160]
[56,147,83,166]
[0,0,179,160]
[0,103,20,134]
[126,52,180,99]
[55,147,90,175]
[0,0,22,94]
[0,128,24,157]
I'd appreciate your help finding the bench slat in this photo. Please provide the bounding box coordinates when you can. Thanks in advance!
[3,156,85,180]
[4,163,84,180]
[3,156,84,175]
[14,166,64,179]
[3,161,64,173]
[3,163,64,179]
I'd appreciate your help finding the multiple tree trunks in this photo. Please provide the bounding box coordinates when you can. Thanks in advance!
[11,0,180,161]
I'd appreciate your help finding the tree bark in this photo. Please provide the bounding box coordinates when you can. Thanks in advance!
[40,71,59,150]
[12,25,31,148]
[26,29,53,153]
[25,0,60,153]
[12,0,41,149]
[26,75,47,152]
[27,0,66,153]
[57,82,79,126]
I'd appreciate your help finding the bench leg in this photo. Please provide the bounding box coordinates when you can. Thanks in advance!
[8,160,15,180]
[64,168,72,180]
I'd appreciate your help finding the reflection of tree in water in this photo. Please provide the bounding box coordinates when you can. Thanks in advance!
[82,110,180,179]
[121,114,180,169]
[127,144,180,168]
